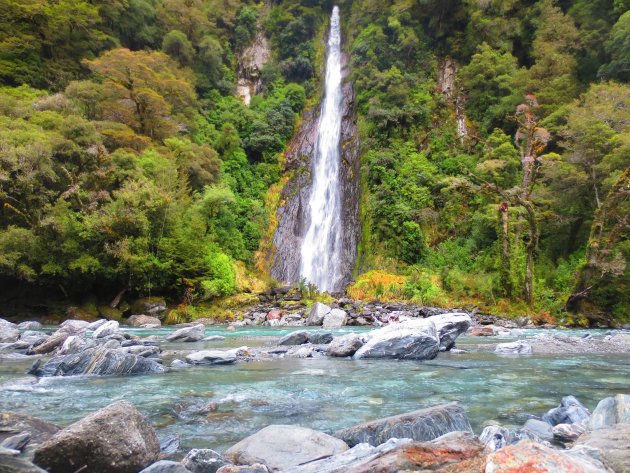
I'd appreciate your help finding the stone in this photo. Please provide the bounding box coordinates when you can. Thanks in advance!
[523,419,554,442]
[574,422,630,473]
[306,302,331,326]
[18,321,42,330]
[307,331,334,344]
[0,412,60,448]
[479,425,524,451]
[224,425,348,471]
[86,319,109,331]
[216,465,268,473]
[28,330,69,355]
[140,460,192,473]
[542,395,591,426]
[92,320,120,338]
[486,440,607,473]
[57,335,92,355]
[0,456,48,473]
[0,432,31,451]
[469,326,494,336]
[132,298,167,317]
[553,422,587,443]
[277,330,309,346]
[589,394,630,429]
[266,310,282,321]
[428,313,472,350]
[171,359,189,368]
[334,402,472,447]
[59,319,90,332]
[327,333,364,357]
[203,336,226,342]
[0,320,19,342]
[186,350,237,365]
[494,340,533,354]
[128,314,162,327]
[182,448,229,473]
[33,400,160,473]
[167,324,205,342]
[353,319,439,360]
[322,309,347,329]
[29,346,166,377]
[159,434,179,455]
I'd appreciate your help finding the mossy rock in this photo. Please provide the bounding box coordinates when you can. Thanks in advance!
[98,305,122,321]
[131,297,167,317]
[65,306,98,322]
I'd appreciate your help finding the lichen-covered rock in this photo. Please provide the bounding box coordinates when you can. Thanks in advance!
[353,319,439,360]
[33,400,160,473]
[28,346,166,377]
[334,402,472,447]
[225,425,348,471]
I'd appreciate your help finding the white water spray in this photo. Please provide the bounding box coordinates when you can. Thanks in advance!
[299,5,343,292]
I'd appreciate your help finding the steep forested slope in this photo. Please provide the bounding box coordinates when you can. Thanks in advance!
[0,0,628,324]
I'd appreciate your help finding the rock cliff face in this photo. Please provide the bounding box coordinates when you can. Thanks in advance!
[270,50,360,290]
[236,30,270,106]
[436,57,469,141]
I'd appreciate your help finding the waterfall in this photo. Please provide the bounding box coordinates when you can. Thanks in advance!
[299,6,344,292]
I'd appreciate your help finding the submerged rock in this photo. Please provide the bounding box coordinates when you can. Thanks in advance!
[543,395,590,426]
[322,309,347,329]
[306,302,331,326]
[327,333,363,357]
[224,425,348,471]
[334,402,472,447]
[494,340,532,354]
[182,448,228,473]
[28,346,166,377]
[33,400,160,473]
[167,324,205,342]
[277,330,309,346]
[588,393,630,429]
[353,319,439,360]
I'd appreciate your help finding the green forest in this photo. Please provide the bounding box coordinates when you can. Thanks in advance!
[0,0,628,325]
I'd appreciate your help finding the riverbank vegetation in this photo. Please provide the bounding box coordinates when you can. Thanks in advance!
[0,0,628,325]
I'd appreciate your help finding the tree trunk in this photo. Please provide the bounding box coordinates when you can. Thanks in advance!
[498,202,512,297]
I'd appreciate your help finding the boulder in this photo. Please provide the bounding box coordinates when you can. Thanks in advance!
[182,448,229,473]
[0,432,31,451]
[542,395,590,426]
[128,315,162,327]
[428,313,472,350]
[523,419,553,442]
[353,319,439,360]
[327,334,364,357]
[589,394,630,429]
[553,422,587,443]
[33,401,160,473]
[0,456,48,473]
[171,359,189,369]
[266,310,282,322]
[57,335,92,355]
[0,319,19,343]
[486,440,608,473]
[0,412,60,448]
[306,303,331,326]
[573,422,630,473]
[159,434,179,455]
[86,319,109,331]
[494,340,532,355]
[277,330,309,346]
[28,330,69,355]
[469,326,494,336]
[17,321,42,331]
[479,425,523,451]
[334,402,472,447]
[132,298,167,317]
[307,332,334,345]
[186,350,237,365]
[28,346,166,377]
[224,425,348,471]
[92,320,120,338]
[140,460,192,473]
[216,465,268,473]
[322,309,347,329]
[167,324,205,342]
[59,319,90,332]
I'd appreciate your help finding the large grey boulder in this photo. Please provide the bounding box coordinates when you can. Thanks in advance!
[479,425,525,451]
[167,324,205,342]
[277,331,309,346]
[494,340,532,355]
[588,394,630,429]
[428,313,472,350]
[182,448,228,473]
[0,319,19,343]
[334,402,472,447]
[128,315,162,327]
[523,419,554,442]
[305,302,331,326]
[224,425,348,471]
[33,401,160,473]
[59,319,90,333]
[327,333,364,357]
[28,346,166,377]
[573,422,630,473]
[543,396,590,426]
[18,321,42,331]
[57,335,93,355]
[186,350,237,365]
[353,319,439,360]
[93,320,120,339]
[322,309,347,329]
[307,331,334,345]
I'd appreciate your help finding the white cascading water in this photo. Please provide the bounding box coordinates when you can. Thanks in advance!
[299,5,343,292]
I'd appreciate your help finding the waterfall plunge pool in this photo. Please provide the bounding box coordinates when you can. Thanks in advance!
[1,326,628,454]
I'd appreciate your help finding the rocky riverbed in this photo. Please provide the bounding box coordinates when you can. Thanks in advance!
[0,306,629,472]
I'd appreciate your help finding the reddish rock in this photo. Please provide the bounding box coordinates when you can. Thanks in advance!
[266,310,283,321]
[470,327,495,337]
[485,440,605,473]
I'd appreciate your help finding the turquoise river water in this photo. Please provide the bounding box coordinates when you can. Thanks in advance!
[1,326,628,453]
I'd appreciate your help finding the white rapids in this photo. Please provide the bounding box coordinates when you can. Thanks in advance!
[299,5,344,292]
